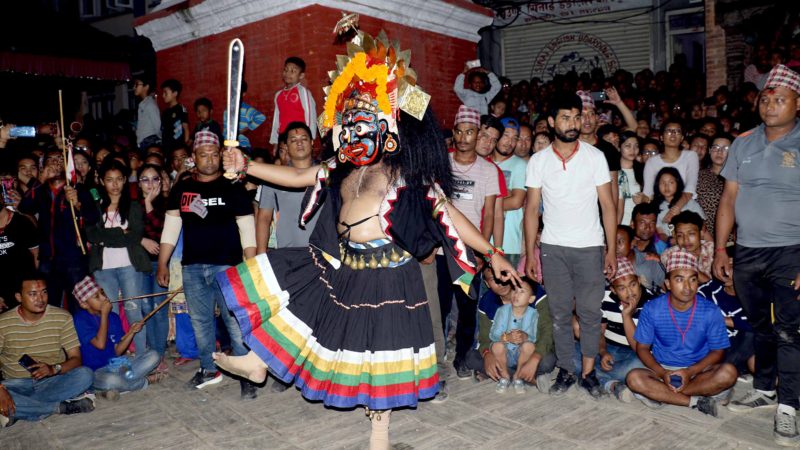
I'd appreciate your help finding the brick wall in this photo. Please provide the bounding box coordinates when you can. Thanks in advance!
[154,4,478,148]
[705,0,726,97]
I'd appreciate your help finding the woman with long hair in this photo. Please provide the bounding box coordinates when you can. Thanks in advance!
[137,163,170,369]
[617,131,645,225]
[87,159,152,355]
[651,167,706,239]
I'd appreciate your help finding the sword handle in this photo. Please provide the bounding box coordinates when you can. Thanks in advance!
[223,140,242,180]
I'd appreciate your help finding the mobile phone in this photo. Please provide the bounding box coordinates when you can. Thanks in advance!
[8,126,36,138]
[1,178,13,206]
[466,59,481,69]
[590,91,606,103]
[19,354,38,373]
[669,374,682,388]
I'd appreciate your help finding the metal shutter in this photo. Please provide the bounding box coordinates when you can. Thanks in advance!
[502,9,652,83]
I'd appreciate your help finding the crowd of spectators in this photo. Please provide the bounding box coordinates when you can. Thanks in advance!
[0,39,797,448]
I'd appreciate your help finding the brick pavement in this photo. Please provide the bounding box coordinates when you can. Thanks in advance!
[1,358,781,449]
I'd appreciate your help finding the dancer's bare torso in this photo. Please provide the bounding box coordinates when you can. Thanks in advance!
[337,162,391,243]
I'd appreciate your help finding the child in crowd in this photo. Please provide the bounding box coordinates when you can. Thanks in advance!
[626,249,737,417]
[160,79,190,151]
[489,277,539,394]
[269,57,317,145]
[651,167,706,239]
[72,276,163,400]
[193,97,223,142]
[454,64,501,115]
[661,211,714,283]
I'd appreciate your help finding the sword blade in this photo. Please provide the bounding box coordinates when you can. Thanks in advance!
[225,38,245,144]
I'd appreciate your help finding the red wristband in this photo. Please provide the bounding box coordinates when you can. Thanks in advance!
[715,247,728,253]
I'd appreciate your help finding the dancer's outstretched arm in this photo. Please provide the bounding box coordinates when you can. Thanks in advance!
[444,202,523,287]
[224,147,318,188]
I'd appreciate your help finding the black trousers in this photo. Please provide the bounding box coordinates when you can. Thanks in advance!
[436,255,480,361]
[734,244,800,408]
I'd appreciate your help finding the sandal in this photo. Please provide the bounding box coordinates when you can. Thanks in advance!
[146,371,168,384]
[173,357,194,366]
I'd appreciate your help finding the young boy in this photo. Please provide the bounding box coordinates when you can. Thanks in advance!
[661,211,714,283]
[134,76,161,151]
[71,276,162,400]
[453,65,501,116]
[269,57,317,145]
[160,79,191,151]
[193,97,223,142]
[626,249,737,417]
[489,277,539,394]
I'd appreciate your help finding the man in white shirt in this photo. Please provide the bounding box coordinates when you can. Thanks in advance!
[524,94,618,399]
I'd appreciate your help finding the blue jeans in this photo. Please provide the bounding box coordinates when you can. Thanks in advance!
[573,341,645,388]
[2,367,93,421]
[182,264,247,371]
[94,265,147,355]
[93,349,161,392]
[141,261,169,356]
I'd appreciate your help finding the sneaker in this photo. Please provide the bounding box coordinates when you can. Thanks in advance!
[694,396,719,417]
[610,382,634,403]
[512,379,526,394]
[578,371,603,399]
[59,397,95,415]
[98,390,120,401]
[270,379,290,393]
[240,380,258,400]
[737,373,753,385]
[728,389,777,413]
[454,359,472,380]
[187,369,222,389]
[548,368,577,396]
[495,378,510,394]
[634,393,664,409]
[774,412,800,447]
[535,372,552,394]
[430,381,448,404]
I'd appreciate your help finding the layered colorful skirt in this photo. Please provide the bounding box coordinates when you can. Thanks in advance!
[216,238,439,410]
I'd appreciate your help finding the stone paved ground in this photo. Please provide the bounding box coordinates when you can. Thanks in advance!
[1,355,782,449]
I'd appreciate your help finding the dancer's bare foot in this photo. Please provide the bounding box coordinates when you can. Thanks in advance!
[212,351,268,384]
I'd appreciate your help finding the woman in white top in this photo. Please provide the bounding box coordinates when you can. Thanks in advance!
[617,131,646,225]
[642,120,699,226]
[87,159,152,355]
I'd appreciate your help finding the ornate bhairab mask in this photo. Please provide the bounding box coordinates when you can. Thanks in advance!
[320,29,429,166]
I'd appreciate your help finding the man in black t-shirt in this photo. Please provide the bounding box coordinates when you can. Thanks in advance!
[0,195,38,311]
[156,131,258,399]
[577,90,621,203]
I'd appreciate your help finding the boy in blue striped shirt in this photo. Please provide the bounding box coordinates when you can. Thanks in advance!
[626,248,737,417]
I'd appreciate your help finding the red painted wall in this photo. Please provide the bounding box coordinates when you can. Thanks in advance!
[154,4,479,149]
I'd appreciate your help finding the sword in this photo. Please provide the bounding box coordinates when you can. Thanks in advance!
[223,38,245,180]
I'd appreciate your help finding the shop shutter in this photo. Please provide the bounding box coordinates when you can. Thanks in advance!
[502,8,652,82]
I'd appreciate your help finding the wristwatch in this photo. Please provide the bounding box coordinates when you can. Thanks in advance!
[53,363,62,375]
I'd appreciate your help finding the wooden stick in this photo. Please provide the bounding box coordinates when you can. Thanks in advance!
[110,289,183,304]
[141,289,182,323]
[58,90,86,255]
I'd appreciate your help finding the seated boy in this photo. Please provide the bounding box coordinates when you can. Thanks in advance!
[626,249,737,417]
[489,277,539,394]
[661,211,714,283]
[596,257,656,401]
[617,225,665,293]
[698,257,755,380]
[469,266,555,392]
[72,276,162,400]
